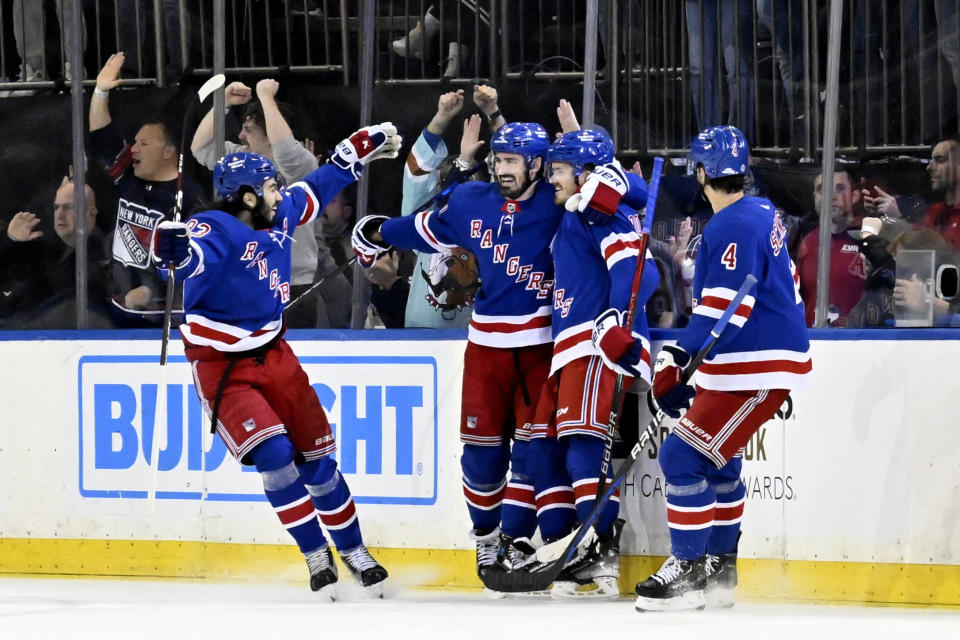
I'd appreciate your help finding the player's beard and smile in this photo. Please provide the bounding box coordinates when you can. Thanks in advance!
[497,171,532,199]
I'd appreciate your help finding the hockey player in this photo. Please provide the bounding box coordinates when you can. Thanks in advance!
[352,122,645,578]
[634,125,812,612]
[150,123,401,600]
[528,129,660,598]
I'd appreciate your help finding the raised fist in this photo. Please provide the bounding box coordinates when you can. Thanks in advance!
[225,81,253,106]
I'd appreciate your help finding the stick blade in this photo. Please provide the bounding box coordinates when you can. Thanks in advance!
[198,73,226,104]
[479,562,564,593]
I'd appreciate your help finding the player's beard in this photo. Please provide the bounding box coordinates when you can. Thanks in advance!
[250,197,275,230]
[498,172,533,199]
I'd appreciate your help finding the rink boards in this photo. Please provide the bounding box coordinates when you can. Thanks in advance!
[0,328,958,606]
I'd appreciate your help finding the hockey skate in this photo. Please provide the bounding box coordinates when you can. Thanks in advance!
[305,545,338,601]
[551,519,623,600]
[338,544,388,598]
[634,555,707,612]
[704,551,738,608]
[482,535,551,599]
[469,527,500,578]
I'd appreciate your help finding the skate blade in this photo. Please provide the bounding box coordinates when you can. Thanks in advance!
[550,577,620,600]
[483,587,551,599]
[634,590,705,612]
[314,583,337,602]
[362,581,385,599]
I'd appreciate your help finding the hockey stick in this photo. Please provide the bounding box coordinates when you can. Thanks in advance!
[480,272,759,593]
[285,255,358,311]
[593,156,663,506]
[151,73,226,515]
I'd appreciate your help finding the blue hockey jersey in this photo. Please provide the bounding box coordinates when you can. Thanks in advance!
[381,180,562,348]
[172,164,354,352]
[550,204,660,380]
[677,195,812,390]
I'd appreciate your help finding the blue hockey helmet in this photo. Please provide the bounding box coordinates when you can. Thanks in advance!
[214,152,278,201]
[687,125,749,178]
[547,128,616,177]
[490,122,551,166]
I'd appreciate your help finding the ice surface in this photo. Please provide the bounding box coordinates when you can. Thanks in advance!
[1,576,957,640]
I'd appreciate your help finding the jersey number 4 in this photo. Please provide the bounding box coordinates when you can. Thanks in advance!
[721,243,738,270]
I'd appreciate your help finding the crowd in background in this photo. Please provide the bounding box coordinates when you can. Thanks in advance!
[2,1,960,331]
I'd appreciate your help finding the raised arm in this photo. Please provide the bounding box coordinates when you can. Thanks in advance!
[255,79,294,143]
[90,53,124,132]
[556,98,581,134]
[473,84,505,131]
[427,89,466,136]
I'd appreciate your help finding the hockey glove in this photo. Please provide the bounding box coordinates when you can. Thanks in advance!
[566,159,629,225]
[351,214,391,267]
[151,220,192,270]
[592,308,644,377]
[331,122,403,179]
[651,345,696,419]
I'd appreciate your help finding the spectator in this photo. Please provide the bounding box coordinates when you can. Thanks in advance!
[399,87,494,329]
[191,78,338,328]
[796,168,868,326]
[868,138,960,250]
[89,52,202,327]
[919,138,960,249]
[684,0,755,139]
[0,177,110,328]
[0,0,86,97]
[364,249,417,328]
[314,190,354,329]
[117,0,190,84]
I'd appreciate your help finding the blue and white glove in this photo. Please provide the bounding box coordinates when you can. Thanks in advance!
[565,159,628,225]
[651,345,696,419]
[351,214,391,267]
[151,220,192,270]
[592,308,644,377]
[332,122,403,179]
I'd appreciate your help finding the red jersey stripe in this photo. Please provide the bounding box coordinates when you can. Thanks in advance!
[470,313,552,334]
[699,358,813,376]
[318,500,357,528]
[277,498,316,527]
[699,296,753,319]
[667,506,715,527]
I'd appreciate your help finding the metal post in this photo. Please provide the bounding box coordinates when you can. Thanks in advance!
[351,0,376,329]
[72,0,88,329]
[153,0,165,86]
[610,0,618,146]
[815,0,843,329]
[214,0,226,161]
[179,0,189,72]
[340,0,350,86]
[582,0,599,127]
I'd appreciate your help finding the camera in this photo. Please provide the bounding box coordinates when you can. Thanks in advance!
[937,264,959,300]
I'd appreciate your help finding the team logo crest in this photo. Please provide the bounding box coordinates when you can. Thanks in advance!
[501,200,519,215]
[111,198,166,269]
